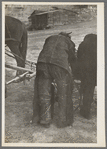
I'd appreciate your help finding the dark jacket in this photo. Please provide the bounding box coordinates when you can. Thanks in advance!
[37,34,76,75]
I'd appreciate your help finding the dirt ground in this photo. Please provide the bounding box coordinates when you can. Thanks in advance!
[5,18,97,144]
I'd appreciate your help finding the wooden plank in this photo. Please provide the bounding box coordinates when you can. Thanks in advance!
[5,63,34,73]
[5,48,37,66]
[6,72,36,85]
[6,72,29,85]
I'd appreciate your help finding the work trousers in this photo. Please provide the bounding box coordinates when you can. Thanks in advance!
[33,63,73,128]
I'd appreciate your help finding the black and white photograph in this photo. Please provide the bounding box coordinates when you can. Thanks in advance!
[2,2,105,147]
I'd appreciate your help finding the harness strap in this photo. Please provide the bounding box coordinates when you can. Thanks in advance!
[5,48,36,68]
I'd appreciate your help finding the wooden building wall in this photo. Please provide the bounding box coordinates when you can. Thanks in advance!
[29,10,77,30]
[48,10,77,26]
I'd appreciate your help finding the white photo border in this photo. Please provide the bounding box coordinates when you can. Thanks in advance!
[2,2,105,147]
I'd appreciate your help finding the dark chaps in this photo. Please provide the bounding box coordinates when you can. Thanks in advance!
[32,63,73,128]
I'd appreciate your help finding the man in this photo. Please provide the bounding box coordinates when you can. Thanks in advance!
[32,32,77,128]
[77,34,97,119]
